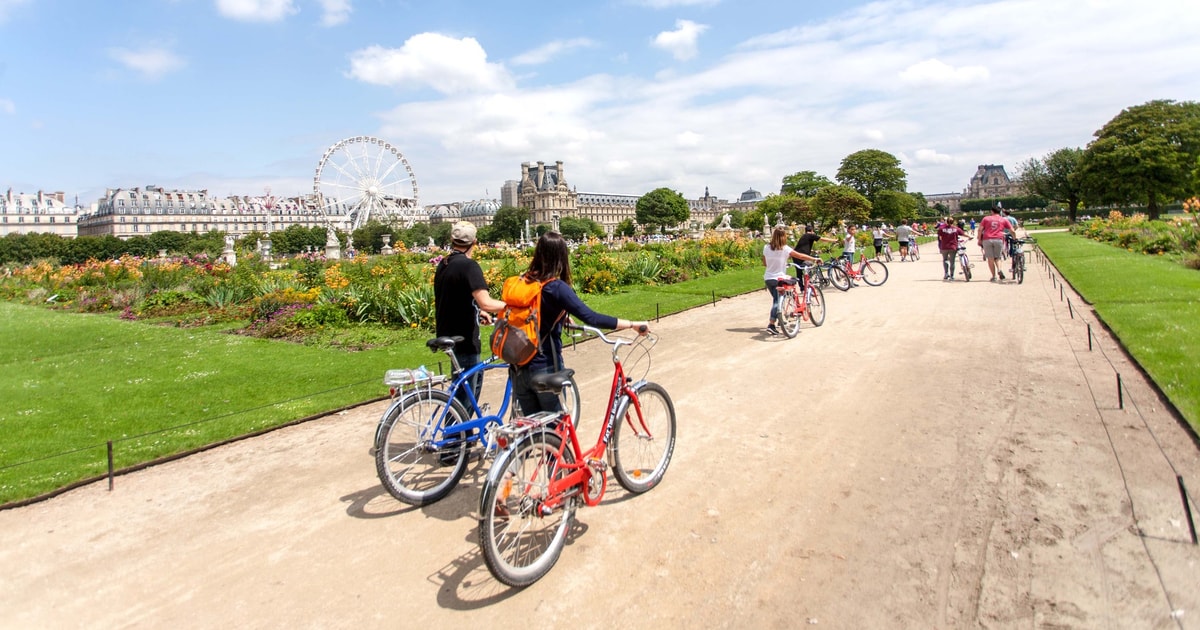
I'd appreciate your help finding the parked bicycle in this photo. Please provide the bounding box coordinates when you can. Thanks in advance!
[478,323,677,587]
[880,239,894,262]
[827,253,888,291]
[374,336,580,506]
[774,262,826,338]
[908,237,921,261]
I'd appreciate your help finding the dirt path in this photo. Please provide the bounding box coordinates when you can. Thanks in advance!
[3,246,1199,629]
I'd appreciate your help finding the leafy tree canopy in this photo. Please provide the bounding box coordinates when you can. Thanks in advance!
[755,194,811,227]
[487,205,529,244]
[872,189,919,224]
[558,215,606,241]
[780,170,834,197]
[635,187,690,233]
[836,149,907,203]
[1080,99,1200,220]
[1018,147,1086,222]
[809,185,871,231]
[615,218,638,238]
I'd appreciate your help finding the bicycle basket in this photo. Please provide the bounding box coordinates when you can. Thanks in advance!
[619,333,657,383]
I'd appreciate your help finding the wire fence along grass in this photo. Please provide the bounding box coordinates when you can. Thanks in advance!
[1034,232,1200,432]
[0,301,428,504]
[0,267,766,506]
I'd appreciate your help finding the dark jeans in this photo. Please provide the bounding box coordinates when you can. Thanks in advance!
[453,351,481,413]
[765,278,780,320]
[511,364,562,416]
[940,249,956,277]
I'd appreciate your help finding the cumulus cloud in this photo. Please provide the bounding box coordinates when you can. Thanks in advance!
[899,58,989,86]
[0,98,14,114]
[347,34,514,95]
[317,0,351,26]
[676,131,703,147]
[653,19,709,61]
[108,46,186,80]
[215,0,297,22]
[511,38,596,66]
[912,148,953,164]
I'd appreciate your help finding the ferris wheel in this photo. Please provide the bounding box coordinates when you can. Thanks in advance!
[313,136,421,231]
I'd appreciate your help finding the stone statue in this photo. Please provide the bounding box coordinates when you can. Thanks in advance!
[718,213,732,229]
[775,212,784,226]
[428,236,435,248]
[224,233,235,251]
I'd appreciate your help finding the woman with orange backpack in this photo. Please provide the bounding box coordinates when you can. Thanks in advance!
[509,231,650,415]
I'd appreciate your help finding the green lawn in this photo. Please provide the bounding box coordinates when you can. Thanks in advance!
[1035,232,1200,432]
[0,270,763,505]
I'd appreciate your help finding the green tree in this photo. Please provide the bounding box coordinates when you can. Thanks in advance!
[488,205,529,244]
[351,220,392,254]
[558,216,605,241]
[756,194,811,227]
[615,218,638,238]
[1080,99,1200,220]
[836,149,907,203]
[872,189,919,224]
[1018,147,1086,223]
[780,170,834,197]
[809,185,871,232]
[635,188,690,234]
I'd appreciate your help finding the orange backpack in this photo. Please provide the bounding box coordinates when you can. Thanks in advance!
[490,275,555,366]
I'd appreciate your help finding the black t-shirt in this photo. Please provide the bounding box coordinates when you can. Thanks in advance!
[794,232,819,256]
[433,250,488,355]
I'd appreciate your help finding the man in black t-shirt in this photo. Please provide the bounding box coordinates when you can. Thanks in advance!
[792,224,836,284]
[433,222,505,405]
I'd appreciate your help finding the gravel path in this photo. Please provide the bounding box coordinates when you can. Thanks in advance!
[3,243,1199,629]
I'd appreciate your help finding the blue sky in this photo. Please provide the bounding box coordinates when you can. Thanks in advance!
[2,0,1199,208]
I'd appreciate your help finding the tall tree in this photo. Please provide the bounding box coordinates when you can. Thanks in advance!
[1018,148,1085,222]
[780,171,834,197]
[635,188,690,234]
[835,149,907,203]
[558,216,605,241]
[488,205,529,244]
[755,194,810,227]
[872,189,919,224]
[809,185,871,232]
[1080,99,1200,220]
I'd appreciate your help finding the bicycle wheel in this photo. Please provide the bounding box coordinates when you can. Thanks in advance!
[558,375,582,429]
[828,265,850,291]
[479,430,576,587]
[911,243,920,260]
[806,285,826,327]
[611,382,677,494]
[961,256,972,281]
[861,260,889,286]
[1015,253,1025,284]
[884,246,893,262]
[375,389,470,505]
[777,292,801,338]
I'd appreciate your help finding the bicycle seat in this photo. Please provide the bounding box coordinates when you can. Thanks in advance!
[777,276,799,287]
[426,336,463,352]
[530,369,576,393]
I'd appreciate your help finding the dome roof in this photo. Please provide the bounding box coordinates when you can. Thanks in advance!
[739,188,763,202]
[460,198,500,218]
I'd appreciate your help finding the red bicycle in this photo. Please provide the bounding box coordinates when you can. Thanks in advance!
[827,252,888,290]
[774,262,827,338]
[478,323,677,587]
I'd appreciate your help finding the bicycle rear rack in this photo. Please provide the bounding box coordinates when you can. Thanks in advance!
[493,411,561,445]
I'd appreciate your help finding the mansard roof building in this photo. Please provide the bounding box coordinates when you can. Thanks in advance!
[76,186,326,239]
[0,189,80,237]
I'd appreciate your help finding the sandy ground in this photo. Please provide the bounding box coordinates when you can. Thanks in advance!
[2,244,1199,629]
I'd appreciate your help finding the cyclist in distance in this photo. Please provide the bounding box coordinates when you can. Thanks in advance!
[433,221,507,407]
[894,222,914,261]
[937,217,970,281]
[871,224,887,260]
[511,231,650,415]
[764,226,821,335]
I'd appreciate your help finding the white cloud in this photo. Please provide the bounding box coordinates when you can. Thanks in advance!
[653,19,709,61]
[676,131,703,147]
[899,58,989,87]
[0,98,14,115]
[511,38,596,66]
[912,148,953,165]
[317,0,351,26]
[215,0,297,22]
[108,46,186,80]
[347,34,514,95]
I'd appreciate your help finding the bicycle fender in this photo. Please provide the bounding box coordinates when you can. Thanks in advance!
[373,398,407,448]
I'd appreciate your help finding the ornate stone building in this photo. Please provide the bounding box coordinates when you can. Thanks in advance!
[518,161,576,226]
[76,186,327,239]
[925,164,1026,213]
[0,189,80,237]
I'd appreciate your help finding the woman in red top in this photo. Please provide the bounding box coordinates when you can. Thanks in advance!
[937,218,969,281]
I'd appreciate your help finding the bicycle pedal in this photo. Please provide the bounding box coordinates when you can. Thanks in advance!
[587,458,607,472]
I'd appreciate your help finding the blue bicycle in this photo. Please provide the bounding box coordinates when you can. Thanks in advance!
[373,335,580,506]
